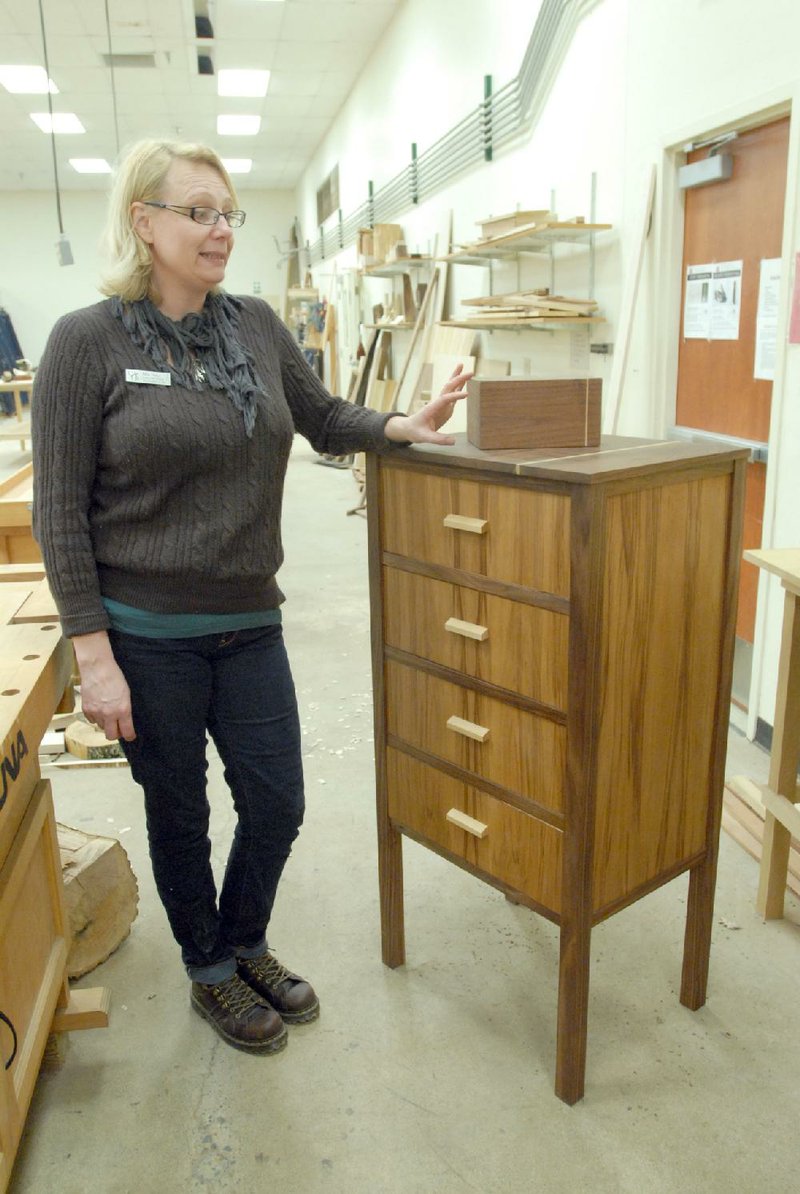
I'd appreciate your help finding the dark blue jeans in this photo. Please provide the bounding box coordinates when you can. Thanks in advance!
[109,625,305,983]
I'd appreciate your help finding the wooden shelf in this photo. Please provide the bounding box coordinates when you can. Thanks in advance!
[364,322,415,330]
[440,317,605,333]
[362,257,434,278]
[440,222,612,263]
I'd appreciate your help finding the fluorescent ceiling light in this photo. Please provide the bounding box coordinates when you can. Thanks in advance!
[222,158,253,174]
[217,114,261,135]
[69,158,112,174]
[218,69,270,98]
[0,65,57,93]
[30,112,85,134]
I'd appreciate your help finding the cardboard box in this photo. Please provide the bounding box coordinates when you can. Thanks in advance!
[466,378,602,450]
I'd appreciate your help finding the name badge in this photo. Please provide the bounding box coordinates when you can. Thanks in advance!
[125,369,171,386]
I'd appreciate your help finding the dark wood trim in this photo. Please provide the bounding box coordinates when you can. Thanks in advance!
[590,852,706,925]
[555,483,607,1105]
[392,821,562,926]
[680,456,747,1009]
[367,457,405,967]
[383,646,568,724]
[386,736,565,829]
[382,552,571,615]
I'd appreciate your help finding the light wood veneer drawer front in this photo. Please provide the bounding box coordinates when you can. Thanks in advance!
[380,467,570,596]
[383,567,568,710]
[385,658,565,812]
[387,748,562,913]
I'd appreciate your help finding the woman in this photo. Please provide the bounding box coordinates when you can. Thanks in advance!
[32,139,469,1055]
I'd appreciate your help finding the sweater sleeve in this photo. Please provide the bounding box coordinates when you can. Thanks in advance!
[264,304,401,455]
[32,310,111,638]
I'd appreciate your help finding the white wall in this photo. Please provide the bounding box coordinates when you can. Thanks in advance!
[294,0,800,733]
[0,188,297,361]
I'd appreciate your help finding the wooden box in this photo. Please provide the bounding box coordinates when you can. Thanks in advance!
[358,224,404,267]
[467,377,601,450]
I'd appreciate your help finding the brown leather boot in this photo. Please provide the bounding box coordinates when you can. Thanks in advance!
[191,973,288,1053]
[237,952,320,1024]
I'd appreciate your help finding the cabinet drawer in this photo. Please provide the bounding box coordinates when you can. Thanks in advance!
[383,567,568,710]
[387,748,562,913]
[380,466,570,597]
[385,658,565,812]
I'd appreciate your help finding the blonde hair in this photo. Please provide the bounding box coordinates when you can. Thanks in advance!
[100,139,239,302]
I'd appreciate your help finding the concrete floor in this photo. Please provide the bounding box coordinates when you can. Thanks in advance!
[8,439,799,1193]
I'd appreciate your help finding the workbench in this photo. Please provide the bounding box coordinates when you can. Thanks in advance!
[741,548,800,919]
[0,464,36,565]
[0,574,109,1191]
[0,380,32,451]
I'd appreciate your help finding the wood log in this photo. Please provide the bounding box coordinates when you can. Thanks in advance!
[57,823,139,978]
[64,717,124,759]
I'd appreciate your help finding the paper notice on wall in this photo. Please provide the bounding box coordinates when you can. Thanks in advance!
[684,264,713,337]
[754,258,782,381]
[683,261,743,340]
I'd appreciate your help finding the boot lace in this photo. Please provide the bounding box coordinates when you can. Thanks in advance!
[241,953,293,989]
[211,974,263,1015]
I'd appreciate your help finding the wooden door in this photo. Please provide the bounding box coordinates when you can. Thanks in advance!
[676,116,789,642]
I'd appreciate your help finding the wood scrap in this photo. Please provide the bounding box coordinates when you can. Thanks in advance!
[723,777,800,900]
[65,718,125,760]
[402,274,417,323]
[476,209,553,239]
[58,823,139,978]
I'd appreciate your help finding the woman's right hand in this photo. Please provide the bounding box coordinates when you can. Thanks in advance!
[71,630,136,742]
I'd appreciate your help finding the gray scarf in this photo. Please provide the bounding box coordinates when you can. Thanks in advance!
[112,292,261,437]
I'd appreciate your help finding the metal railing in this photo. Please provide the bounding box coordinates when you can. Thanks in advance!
[304,0,595,265]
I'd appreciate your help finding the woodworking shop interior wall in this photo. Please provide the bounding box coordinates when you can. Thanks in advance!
[0,188,296,362]
[295,0,800,734]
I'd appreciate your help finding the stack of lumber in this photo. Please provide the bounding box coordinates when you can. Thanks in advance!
[443,215,612,260]
[476,209,553,239]
[723,775,800,899]
[445,291,601,328]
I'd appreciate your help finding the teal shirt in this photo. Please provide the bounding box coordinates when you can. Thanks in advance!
[102,597,282,639]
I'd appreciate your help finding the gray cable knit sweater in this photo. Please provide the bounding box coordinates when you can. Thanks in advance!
[32,295,395,638]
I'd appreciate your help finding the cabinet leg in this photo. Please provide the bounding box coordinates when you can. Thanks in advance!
[555,919,591,1105]
[378,823,405,968]
[680,859,716,1010]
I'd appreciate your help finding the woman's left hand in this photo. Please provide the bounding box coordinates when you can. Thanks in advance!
[384,364,473,446]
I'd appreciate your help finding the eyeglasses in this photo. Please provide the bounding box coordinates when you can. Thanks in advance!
[143,201,246,228]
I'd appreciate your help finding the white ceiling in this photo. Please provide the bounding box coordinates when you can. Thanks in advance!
[0,0,401,191]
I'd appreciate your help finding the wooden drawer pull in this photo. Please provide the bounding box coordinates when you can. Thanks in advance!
[446,714,490,743]
[443,513,488,535]
[445,616,489,642]
[446,808,489,838]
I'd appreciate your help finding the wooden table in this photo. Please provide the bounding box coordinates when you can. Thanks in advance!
[742,548,800,919]
[0,380,32,451]
[0,574,108,1192]
[0,463,37,565]
[367,434,747,1103]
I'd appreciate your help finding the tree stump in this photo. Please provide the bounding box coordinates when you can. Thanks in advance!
[57,824,139,978]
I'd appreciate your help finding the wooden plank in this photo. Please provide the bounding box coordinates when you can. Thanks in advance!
[0,564,45,583]
[9,579,59,624]
[50,986,111,1033]
[744,548,800,595]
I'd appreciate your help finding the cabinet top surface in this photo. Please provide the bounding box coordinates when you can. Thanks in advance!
[385,434,748,483]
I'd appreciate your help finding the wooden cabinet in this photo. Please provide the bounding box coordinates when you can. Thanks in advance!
[367,434,747,1103]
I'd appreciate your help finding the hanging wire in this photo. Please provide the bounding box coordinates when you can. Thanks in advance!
[104,0,121,157]
[36,0,64,234]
